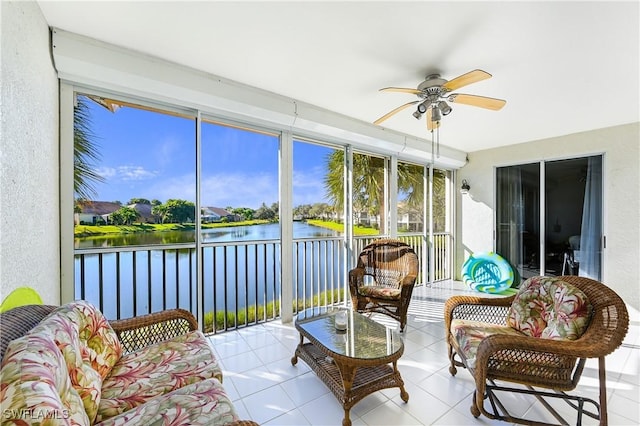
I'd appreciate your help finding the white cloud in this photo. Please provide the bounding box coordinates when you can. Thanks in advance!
[293,167,330,205]
[118,165,158,181]
[144,173,196,203]
[97,164,159,181]
[96,166,116,178]
[105,169,330,209]
[200,172,278,209]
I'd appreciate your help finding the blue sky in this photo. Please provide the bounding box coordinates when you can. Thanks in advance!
[85,98,332,209]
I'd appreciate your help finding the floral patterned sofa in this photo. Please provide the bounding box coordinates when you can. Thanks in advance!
[0,301,258,426]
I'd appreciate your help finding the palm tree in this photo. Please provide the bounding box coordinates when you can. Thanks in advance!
[74,95,105,200]
[324,150,443,234]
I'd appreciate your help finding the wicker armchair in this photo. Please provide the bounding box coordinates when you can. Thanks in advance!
[445,275,629,426]
[349,239,419,332]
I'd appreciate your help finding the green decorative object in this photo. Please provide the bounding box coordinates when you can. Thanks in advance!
[461,252,515,294]
[0,287,43,313]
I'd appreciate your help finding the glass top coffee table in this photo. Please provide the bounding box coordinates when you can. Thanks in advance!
[291,307,408,426]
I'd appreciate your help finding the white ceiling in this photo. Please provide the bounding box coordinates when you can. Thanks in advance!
[38,1,639,153]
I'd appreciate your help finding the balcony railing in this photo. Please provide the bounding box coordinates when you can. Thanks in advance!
[74,233,451,332]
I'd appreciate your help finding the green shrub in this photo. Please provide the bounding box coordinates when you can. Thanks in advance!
[202,288,344,333]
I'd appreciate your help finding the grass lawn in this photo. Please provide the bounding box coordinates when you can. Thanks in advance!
[74,220,270,236]
[74,219,379,237]
[306,219,379,236]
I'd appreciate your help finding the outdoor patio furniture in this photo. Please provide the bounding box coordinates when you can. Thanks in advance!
[445,275,629,425]
[291,306,408,426]
[0,302,259,426]
[348,239,419,332]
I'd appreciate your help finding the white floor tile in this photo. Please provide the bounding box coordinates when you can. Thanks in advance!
[241,385,297,425]
[262,408,312,425]
[279,371,330,407]
[298,393,351,426]
[388,381,452,424]
[228,365,284,398]
[417,369,475,407]
[359,399,422,426]
[219,282,639,426]
[223,348,264,373]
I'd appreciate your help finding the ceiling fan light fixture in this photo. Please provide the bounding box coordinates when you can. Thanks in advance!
[438,101,452,116]
[431,105,442,122]
[412,110,423,120]
[417,101,428,114]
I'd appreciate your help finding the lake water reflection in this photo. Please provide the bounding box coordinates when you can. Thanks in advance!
[75,222,340,248]
[75,222,345,319]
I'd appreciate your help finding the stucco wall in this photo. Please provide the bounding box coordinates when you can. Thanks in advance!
[0,1,60,304]
[456,122,640,311]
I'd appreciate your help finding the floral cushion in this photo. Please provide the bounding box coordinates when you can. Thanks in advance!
[96,330,222,422]
[450,319,524,368]
[357,285,401,300]
[506,276,592,340]
[28,301,123,422]
[95,379,238,426]
[0,333,91,425]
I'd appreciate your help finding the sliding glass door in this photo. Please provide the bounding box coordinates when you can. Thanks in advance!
[496,155,602,285]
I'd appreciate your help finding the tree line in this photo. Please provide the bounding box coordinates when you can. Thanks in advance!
[74,96,444,231]
[78,196,343,226]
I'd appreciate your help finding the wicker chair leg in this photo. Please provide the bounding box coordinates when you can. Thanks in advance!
[447,345,458,376]
[598,356,607,426]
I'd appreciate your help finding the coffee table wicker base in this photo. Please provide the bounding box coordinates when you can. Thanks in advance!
[292,342,408,426]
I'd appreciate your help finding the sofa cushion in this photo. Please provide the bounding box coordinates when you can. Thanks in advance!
[95,378,238,426]
[97,330,222,422]
[0,333,90,425]
[30,301,123,422]
[506,276,592,340]
[450,319,525,368]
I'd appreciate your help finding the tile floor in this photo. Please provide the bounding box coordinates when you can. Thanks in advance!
[208,281,640,426]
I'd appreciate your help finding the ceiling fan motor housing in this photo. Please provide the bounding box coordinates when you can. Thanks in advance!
[417,74,448,91]
[417,74,449,103]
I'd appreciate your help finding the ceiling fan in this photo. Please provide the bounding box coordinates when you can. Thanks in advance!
[374,69,506,131]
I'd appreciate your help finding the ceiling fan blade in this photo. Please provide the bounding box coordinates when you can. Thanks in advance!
[448,93,506,111]
[426,107,441,131]
[379,87,422,95]
[374,101,419,125]
[442,69,492,92]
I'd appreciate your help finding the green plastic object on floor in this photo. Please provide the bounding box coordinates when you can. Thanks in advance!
[0,287,43,313]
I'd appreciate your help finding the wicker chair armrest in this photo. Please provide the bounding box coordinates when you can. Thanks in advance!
[475,331,612,371]
[400,273,417,288]
[0,304,58,363]
[348,267,365,294]
[228,421,260,426]
[348,267,365,281]
[444,295,514,331]
[110,308,198,353]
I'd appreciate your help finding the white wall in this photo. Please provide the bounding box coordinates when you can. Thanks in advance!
[456,122,640,311]
[0,1,60,304]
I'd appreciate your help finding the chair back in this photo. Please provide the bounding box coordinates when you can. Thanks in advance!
[559,275,629,358]
[356,239,418,288]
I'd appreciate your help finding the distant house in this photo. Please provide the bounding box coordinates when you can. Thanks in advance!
[201,207,237,223]
[128,203,155,223]
[397,202,423,232]
[75,201,121,225]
